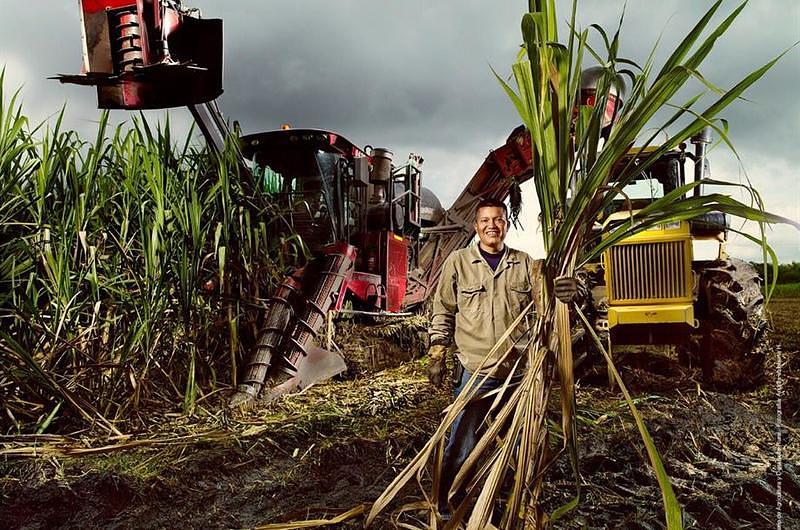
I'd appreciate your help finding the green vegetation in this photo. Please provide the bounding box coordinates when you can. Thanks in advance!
[752,261,800,285]
[772,282,800,298]
[0,72,299,436]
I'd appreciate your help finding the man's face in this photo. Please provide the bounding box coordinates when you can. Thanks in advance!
[475,206,508,251]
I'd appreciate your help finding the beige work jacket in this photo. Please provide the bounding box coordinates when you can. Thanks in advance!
[429,245,544,378]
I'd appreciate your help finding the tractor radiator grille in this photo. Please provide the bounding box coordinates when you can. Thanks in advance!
[608,240,689,302]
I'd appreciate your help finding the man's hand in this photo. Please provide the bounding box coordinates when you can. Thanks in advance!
[554,276,578,303]
[426,344,447,385]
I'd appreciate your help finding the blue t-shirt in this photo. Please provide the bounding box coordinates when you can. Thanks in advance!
[479,246,506,271]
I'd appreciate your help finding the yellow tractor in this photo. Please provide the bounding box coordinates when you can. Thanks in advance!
[580,127,767,388]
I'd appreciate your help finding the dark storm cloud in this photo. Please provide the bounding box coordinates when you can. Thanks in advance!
[197,0,799,206]
[0,0,797,257]
[198,0,523,150]
[3,1,796,152]
[194,1,799,153]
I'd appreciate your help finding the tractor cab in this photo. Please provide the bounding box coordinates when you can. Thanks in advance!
[603,139,729,238]
[242,129,369,254]
[602,148,685,220]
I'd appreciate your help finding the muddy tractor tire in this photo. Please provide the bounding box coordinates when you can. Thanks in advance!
[695,258,767,389]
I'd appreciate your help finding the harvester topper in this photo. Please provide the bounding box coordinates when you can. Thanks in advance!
[59,0,222,109]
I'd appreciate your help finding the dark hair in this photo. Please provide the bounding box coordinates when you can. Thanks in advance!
[475,198,508,219]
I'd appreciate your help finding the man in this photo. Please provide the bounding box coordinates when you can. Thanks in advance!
[427,197,576,519]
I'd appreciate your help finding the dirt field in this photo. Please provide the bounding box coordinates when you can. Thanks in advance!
[1,302,798,529]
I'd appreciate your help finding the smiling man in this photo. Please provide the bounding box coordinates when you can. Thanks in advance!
[427,197,576,519]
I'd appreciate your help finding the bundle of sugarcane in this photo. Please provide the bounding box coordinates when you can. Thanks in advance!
[369,1,798,528]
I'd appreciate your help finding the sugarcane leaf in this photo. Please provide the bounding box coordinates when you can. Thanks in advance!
[683,2,748,72]
[549,493,580,521]
[589,23,611,55]
[654,0,723,80]
[492,66,533,131]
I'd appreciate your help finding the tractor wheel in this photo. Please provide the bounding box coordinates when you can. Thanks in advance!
[696,258,767,389]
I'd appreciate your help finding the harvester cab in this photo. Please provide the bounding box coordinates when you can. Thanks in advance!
[231,129,440,405]
[240,128,429,315]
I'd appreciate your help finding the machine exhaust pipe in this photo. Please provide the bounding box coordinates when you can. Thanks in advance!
[690,126,712,198]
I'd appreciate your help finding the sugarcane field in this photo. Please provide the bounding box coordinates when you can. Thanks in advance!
[1,1,799,529]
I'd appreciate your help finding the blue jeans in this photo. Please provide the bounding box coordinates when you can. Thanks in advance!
[438,365,518,514]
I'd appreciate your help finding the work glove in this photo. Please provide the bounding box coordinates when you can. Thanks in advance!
[554,276,578,303]
[426,344,447,386]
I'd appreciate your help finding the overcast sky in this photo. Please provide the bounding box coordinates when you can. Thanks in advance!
[1,0,797,261]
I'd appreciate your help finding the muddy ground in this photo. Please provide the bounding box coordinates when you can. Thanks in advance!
[1,302,798,529]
